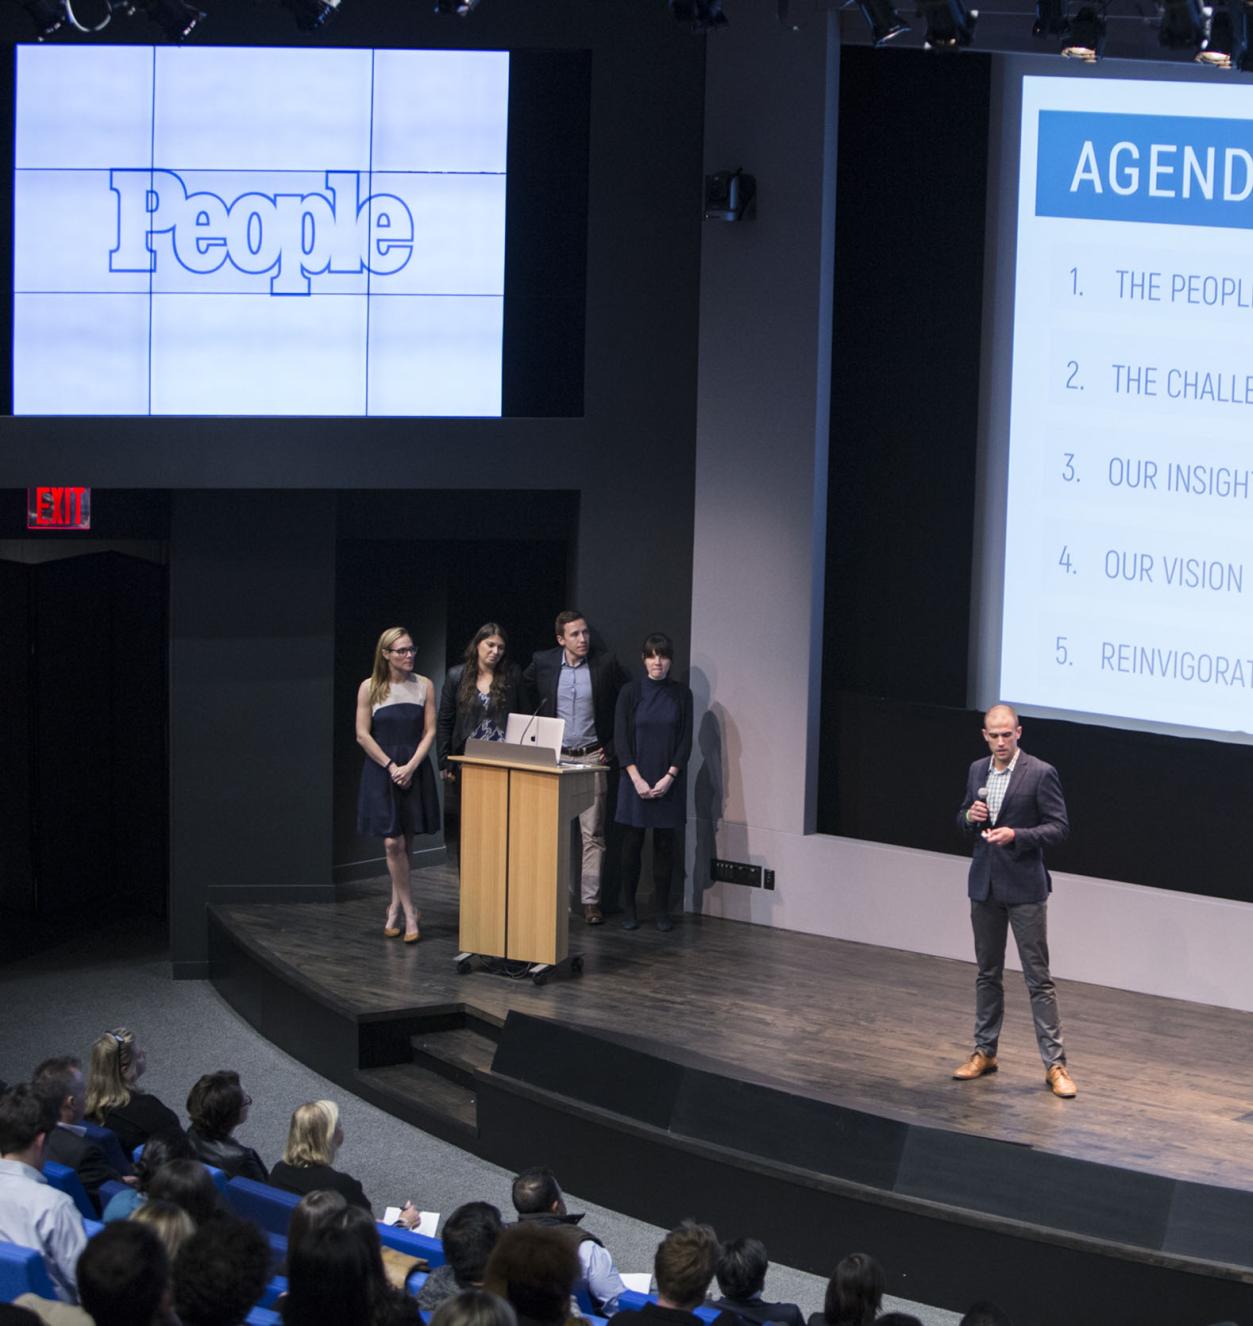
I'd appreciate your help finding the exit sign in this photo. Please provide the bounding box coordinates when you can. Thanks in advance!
[27,487,91,530]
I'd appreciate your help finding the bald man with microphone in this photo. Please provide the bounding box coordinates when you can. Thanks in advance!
[954,703,1076,1099]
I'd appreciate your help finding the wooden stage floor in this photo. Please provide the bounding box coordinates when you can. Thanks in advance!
[217,864,1253,1195]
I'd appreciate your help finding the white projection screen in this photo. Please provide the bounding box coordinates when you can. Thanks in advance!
[975,58,1253,745]
[12,45,509,417]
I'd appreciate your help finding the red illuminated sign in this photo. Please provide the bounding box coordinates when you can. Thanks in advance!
[27,486,91,530]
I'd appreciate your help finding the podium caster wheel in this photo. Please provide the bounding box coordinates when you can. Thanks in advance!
[456,958,473,975]
[570,956,584,976]
[531,970,548,987]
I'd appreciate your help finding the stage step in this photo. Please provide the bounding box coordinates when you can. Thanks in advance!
[409,1025,497,1087]
[355,1062,478,1140]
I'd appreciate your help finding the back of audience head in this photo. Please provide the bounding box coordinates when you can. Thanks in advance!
[959,1303,1014,1326]
[282,1204,390,1326]
[715,1236,768,1302]
[287,1188,349,1262]
[485,1223,579,1326]
[284,1099,341,1167]
[823,1252,884,1326]
[174,1215,270,1326]
[510,1167,563,1216]
[876,1316,922,1326]
[131,1198,197,1261]
[0,1083,56,1161]
[0,1308,39,1325]
[148,1156,222,1226]
[85,1027,143,1121]
[444,1201,505,1288]
[655,1220,721,1311]
[32,1055,86,1125]
[187,1070,250,1141]
[138,1129,197,1191]
[432,1289,518,1326]
[79,1220,170,1326]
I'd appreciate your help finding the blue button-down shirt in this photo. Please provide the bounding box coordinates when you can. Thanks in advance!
[558,656,597,748]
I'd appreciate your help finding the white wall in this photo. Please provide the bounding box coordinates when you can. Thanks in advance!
[687,21,1253,1015]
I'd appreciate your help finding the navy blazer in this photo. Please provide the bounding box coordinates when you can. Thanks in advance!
[958,750,1069,904]
[522,646,628,762]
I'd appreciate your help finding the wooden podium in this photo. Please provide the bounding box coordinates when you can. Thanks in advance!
[450,748,597,978]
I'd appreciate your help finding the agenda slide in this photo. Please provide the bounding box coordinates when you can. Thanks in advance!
[997,72,1253,740]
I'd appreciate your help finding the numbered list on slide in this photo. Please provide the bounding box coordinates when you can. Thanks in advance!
[1002,77,1253,734]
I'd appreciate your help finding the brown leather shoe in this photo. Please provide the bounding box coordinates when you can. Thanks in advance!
[1046,1064,1077,1098]
[583,904,604,925]
[952,1050,998,1080]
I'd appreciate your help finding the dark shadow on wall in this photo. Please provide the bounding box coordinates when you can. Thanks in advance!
[689,665,724,913]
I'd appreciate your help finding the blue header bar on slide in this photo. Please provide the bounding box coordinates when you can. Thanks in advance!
[1035,109,1253,229]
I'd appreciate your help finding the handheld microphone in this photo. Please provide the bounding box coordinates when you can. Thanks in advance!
[517,697,547,746]
[975,785,989,831]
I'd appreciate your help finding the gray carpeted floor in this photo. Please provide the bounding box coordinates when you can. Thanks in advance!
[0,912,962,1326]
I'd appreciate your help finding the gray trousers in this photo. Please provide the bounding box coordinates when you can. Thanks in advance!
[971,898,1065,1068]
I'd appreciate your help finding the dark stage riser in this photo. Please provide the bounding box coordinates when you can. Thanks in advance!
[206,901,1253,1326]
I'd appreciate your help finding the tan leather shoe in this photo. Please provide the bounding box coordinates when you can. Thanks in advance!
[1046,1064,1077,1098]
[583,904,604,925]
[952,1050,998,1080]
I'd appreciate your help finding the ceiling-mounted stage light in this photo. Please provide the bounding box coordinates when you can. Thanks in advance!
[116,0,204,39]
[434,0,479,12]
[14,0,66,37]
[918,0,977,47]
[669,0,728,31]
[1061,4,1105,56]
[857,0,910,44]
[1033,0,1069,36]
[279,0,339,30]
[1159,0,1209,47]
[1197,0,1246,61]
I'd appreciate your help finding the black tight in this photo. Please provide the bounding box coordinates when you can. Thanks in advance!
[620,826,675,915]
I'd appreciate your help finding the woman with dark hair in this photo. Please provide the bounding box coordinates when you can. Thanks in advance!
[436,623,521,864]
[102,1130,196,1222]
[146,1159,223,1228]
[808,1252,885,1326]
[186,1070,268,1181]
[612,633,693,932]
[281,1206,421,1326]
[84,1028,183,1156]
[355,626,439,942]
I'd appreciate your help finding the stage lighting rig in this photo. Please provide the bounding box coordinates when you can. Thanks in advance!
[1061,3,1106,56]
[918,0,978,47]
[1197,0,1247,61]
[434,0,480,12]
[669,0,729,31]
[857,0,910,44]
[13,0,66,37]
[279,0,339,30]
[108,0,204,39]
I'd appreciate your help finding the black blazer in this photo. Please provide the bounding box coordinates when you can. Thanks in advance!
[713,1298,804,1326]
[269,1160,371,1211]
[958,750,1070,904]
[45,1126,126,1213]
[522,646,628,762]
[436,661,523,770]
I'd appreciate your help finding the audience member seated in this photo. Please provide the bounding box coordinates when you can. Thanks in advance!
[284,1188,348,1271]
[186,1071,269,1183]
[173,1215,271,1326]
[512,1167,625,1315]
[0,1308,41,1324]
[431,1289,518,1326]
[607,1222,739,1326]
[130,1198,197,1261]
[102,1130,195,1222]
[417,1202,505,1313]
[711,1237,804,1326]
[875,1316,921,1326]
[0,1084,87,1304]
[147,1157,226,1227]
[31,1058,136,1216]
[270,1100,371,1212]
[485,1223,585,1326]
[959,1304,1013,1326]
[281,1204,422,1326]
[807,1254,884,1326]
[17,1221,174,1326]
[84,1029,183,1157]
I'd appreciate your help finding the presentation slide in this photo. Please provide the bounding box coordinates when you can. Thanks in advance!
[12,45,508,417]
[1001,74,1253,738]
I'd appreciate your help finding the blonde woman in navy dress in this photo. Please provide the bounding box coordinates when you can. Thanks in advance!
[355,626,439,943]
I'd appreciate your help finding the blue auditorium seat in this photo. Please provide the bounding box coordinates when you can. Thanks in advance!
[245,1308,282,1325]
[617,1290,720,1323]
[225,1177,299,1236]
[0,1242,58,1301]
[376,1224,445,1267]
[42,1160,96,1220]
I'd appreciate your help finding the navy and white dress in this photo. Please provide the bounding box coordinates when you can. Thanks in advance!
[357,675,440,838]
